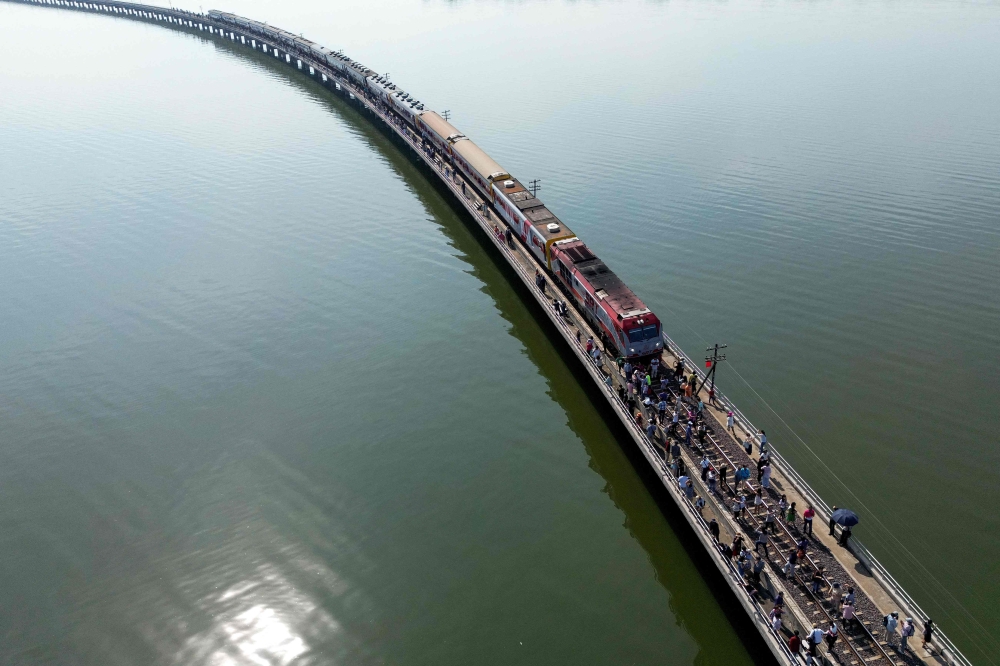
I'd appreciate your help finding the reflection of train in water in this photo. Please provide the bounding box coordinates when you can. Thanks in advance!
[208,9,663,360]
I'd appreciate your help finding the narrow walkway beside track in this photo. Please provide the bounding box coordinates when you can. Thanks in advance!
[3,3,976,666]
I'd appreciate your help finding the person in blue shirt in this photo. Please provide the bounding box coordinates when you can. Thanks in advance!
[735,465,751,490]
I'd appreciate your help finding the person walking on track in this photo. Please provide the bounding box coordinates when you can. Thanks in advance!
[825,622,839,651]
[808,625,824,657]
[803,505,815,535]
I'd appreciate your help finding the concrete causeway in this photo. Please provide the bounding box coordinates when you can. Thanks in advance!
[3,2,978,665]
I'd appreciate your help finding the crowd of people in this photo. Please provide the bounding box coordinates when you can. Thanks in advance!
[356,65,933,666]
[581,346,932,665]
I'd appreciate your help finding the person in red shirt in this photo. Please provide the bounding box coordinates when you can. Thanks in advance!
[788,631,802,655]
[803,506,816,536]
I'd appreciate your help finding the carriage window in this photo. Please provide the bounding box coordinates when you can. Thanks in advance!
[642,325,660,340]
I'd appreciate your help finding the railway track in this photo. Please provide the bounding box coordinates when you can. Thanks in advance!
[6,3,973,665]
[620,357,912,666]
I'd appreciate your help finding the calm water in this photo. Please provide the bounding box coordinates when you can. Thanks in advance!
[1,0,999,664]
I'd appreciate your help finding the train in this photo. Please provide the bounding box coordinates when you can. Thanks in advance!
[206,9,663,360]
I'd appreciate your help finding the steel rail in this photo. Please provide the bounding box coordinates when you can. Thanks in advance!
[659,333,971,666]
[5,2,974,664]
[645,380,887,666]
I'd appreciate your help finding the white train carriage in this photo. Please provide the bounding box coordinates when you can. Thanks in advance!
[274,28,300,48]
[324,52,373,86]
[207,11,274,44]
[490,179,576,268]
[311,44,334,63]
[348,62,374,86]
[325,52,347,73]
[367,75,392,103]
[388,89,424,123]
[364,77,424,124]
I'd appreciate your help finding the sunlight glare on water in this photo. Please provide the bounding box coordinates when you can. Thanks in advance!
[1,0,999,663]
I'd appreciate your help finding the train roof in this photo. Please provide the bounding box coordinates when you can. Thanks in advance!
[496,179,574,240]
[522,203,560,229]
[555,241,649,319]
[420,112,464,143]
[502,184,545,212]
[452,138,508,182]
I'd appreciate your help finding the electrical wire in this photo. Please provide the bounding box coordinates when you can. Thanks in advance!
[653,298,997,660]
[723,359,1000,662]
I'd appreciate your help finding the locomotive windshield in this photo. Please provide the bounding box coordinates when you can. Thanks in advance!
[627,325,660,343]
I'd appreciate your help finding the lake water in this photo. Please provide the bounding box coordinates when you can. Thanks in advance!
[1,0,998,664]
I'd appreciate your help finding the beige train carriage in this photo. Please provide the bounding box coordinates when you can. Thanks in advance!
[450,138,510,195]
[417,112,466,155]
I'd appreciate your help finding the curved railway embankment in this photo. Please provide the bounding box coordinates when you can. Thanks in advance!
[2,2,977,666]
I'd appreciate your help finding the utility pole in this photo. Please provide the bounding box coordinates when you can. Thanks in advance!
[528,179,541,197]
[698,344,727,398]
[442,110,451,121]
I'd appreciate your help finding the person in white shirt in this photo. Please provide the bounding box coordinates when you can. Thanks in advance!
[885,612,899,646]
[808,625,825,656]
[733,495,747,519]
[825,622,839,650]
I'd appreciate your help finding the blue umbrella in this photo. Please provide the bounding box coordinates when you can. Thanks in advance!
[831,508,860,527]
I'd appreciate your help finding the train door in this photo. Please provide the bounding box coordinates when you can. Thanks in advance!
[527,227,546,263]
